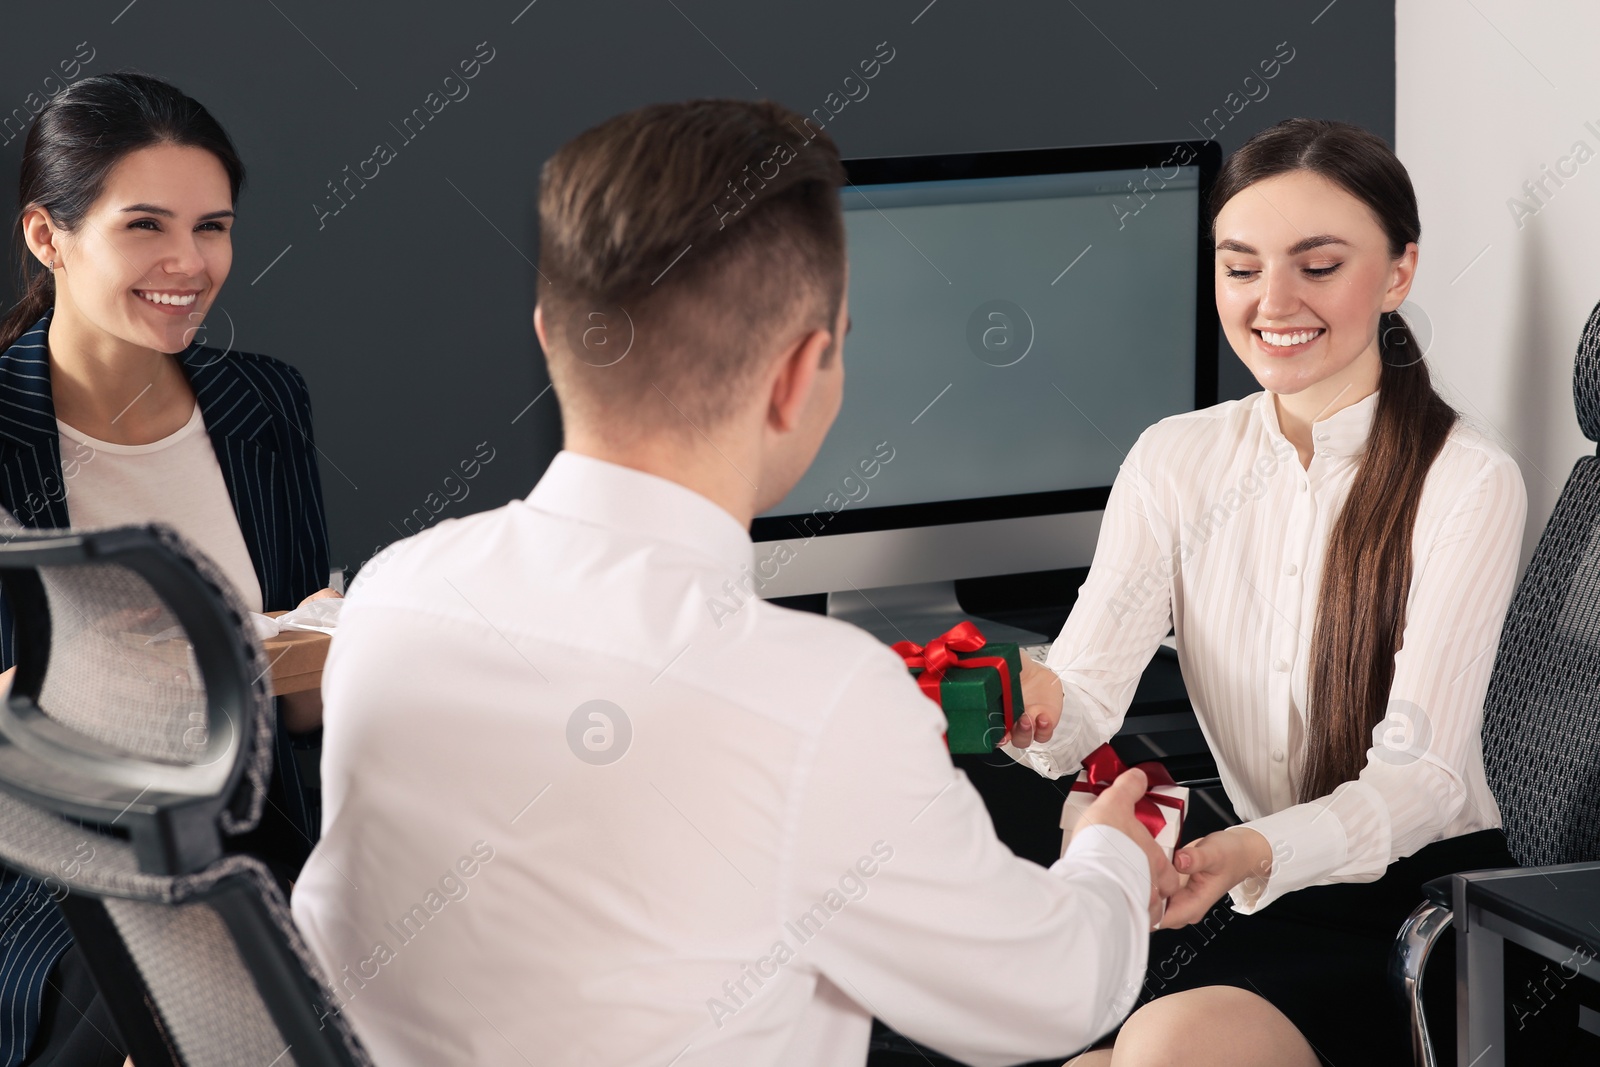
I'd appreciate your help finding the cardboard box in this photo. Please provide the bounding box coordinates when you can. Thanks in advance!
[261,611,330,696]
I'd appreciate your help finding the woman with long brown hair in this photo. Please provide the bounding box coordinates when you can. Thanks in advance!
[1004,118,1526,1065]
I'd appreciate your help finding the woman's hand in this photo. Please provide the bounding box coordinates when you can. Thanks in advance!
[297,587,342,607]
[1160,826,1274,927]
[1000,655,1064,749]
[279,687,323,733]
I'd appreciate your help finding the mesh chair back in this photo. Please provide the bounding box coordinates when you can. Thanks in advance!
[37,560,215,763]
[107,890,289,1066]
[0,523,371,1067]
[1482,300,1600,867]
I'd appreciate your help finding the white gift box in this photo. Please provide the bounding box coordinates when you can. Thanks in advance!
[1059,771,1188,861]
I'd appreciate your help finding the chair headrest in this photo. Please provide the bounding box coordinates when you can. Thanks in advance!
[1577,299,1600,442]
[0,522,276,874]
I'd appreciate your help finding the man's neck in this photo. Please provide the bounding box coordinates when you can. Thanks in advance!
[563,430,761,529]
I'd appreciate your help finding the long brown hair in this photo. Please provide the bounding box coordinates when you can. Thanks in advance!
[1209,119,1458,802]
[1,72,245,353]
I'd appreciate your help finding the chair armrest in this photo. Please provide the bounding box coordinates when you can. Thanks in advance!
[1394,895,1455,1067]
[1423,874,1454,907]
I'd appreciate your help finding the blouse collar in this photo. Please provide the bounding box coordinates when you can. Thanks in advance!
[1257,387,1380,459]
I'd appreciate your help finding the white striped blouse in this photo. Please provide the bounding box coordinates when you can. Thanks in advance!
[1002,388,1527,912]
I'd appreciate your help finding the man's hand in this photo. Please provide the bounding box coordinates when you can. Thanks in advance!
[297,587,343,607]
[1073,767,1181,928]
[1160,826,1274,927]
[1001,655,1063,749]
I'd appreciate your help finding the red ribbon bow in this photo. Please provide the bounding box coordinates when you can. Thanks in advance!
[1070,744,1187,840]
[892,621,1018,737]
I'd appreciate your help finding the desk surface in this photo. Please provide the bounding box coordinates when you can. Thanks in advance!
[1468,863,1600,955]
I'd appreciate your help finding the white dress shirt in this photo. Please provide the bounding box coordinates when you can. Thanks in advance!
[1003,389,1527,912]
[292,451,1152,1067]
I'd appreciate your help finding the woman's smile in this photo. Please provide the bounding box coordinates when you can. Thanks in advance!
[1252,326,1326,357]
[133,287,202,315]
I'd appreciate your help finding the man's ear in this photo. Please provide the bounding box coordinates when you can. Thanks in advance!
[533,303,550,352]
[767,326,834,434]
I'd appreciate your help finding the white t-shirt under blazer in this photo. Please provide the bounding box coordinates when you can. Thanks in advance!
[1002,389,1527,912]
[292,451,1153,1067]
[56,403,263,612]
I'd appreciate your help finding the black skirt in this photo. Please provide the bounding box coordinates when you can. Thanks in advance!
[1131,828,1516,1067]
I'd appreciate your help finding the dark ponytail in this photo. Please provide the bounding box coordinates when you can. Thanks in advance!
[1,71,245,353]
[1208,119,1458,803]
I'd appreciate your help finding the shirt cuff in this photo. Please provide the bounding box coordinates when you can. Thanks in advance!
[1229,801,1349,913]
[1057,821,1153,904]
[999,718,1084,780]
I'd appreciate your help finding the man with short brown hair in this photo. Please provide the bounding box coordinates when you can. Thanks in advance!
[293,98,1173,1067]
[536,99,847,436]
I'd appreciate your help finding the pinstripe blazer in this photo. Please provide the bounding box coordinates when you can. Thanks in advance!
[0,309,331,1064]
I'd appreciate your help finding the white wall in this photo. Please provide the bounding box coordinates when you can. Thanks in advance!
[1398,0,1598,568]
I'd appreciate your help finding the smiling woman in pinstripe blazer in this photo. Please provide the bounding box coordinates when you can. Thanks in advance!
[0,73,337,1066]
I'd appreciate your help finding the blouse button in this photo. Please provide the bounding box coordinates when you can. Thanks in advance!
[1284,563,1298,576]
[1298,481,1308,493]
[1273,659,1289,673]
[1315,433,1330,442]
[1272,748,1286,762]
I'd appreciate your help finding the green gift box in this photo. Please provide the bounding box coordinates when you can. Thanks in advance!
[893,623,1024,754]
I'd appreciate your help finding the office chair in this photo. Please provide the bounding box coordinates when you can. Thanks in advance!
[0,522,372,1067]
[1391,299,1600,1067]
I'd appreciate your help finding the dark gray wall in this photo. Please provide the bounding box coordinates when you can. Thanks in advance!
[0,0,1393,577]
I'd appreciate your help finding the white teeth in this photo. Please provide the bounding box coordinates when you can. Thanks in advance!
[137,291,197,307]
[1259,329,1321,347]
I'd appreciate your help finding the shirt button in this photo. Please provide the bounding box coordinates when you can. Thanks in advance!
[1315,433,1330,442]
[1272,748,1286,762]
[1273,658,1289,672]
[1298,481,1308,493]
[1284,563,1298,576]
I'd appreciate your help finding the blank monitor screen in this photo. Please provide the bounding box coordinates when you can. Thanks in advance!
[755,144,1216,539]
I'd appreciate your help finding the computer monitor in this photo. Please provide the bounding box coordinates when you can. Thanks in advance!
[749,140,1221,645]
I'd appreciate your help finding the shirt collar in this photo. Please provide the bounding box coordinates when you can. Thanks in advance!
[525,450,753,569]
[1257,388,1380,459]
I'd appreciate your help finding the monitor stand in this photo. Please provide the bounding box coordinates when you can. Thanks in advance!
[826,580,1048,648]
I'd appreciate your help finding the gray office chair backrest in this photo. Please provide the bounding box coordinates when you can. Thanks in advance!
[1481,299,1600,867]
[0,522,372,1067]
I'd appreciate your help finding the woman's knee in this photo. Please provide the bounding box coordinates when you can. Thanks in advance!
[1111,986,1318,1067]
